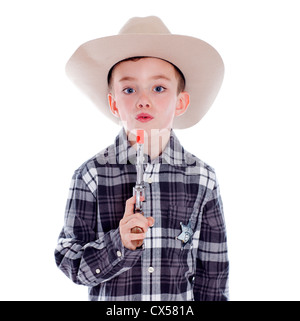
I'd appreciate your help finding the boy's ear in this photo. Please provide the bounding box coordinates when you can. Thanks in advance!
[108,93,120,118]
[175,92,190,117]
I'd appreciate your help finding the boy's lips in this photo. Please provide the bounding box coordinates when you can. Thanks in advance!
[135,113,154,123]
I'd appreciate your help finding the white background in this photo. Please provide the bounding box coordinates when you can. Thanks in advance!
[1,0,299,301]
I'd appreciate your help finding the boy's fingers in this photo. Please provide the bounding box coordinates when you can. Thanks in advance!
[122,215,154,229]
[127,216,149,232]
[124,195,146,217]
[147,217,155,227]
[124,196,136,216]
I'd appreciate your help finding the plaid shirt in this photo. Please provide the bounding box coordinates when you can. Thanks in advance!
[55,128,229,301]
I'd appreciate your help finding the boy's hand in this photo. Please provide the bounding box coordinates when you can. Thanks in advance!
[119,196,155,250]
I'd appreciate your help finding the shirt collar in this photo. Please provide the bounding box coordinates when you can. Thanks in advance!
[114,128,134,165]
[114,128,188,167]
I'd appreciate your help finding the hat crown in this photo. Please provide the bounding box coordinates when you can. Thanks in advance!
[118,16,171,35]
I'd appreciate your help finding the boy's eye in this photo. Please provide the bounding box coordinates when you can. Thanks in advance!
[123,88,135,94]
[153,86,165,93]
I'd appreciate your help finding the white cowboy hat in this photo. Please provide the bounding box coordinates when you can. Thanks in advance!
[66,16,224,129]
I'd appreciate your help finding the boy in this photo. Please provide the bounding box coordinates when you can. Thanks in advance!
[55,16,229,301]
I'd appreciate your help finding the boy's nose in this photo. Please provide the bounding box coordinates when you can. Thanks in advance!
[136,93,151,109]
[137,102,150,108]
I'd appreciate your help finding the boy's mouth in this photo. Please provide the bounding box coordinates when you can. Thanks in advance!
[135,113,154,123]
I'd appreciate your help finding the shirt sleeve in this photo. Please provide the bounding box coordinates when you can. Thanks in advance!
[54,169,143,287]
[193,181,230,301]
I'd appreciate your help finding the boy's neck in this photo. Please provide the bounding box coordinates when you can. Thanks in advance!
[127,128,171,160]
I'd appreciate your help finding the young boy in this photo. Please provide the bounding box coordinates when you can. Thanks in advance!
[55,16,229,301]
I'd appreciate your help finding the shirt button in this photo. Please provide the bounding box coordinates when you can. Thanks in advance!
[148,266,154,273]
[147,177,153,184]
[117,250,122,257]
[95,268,101,274]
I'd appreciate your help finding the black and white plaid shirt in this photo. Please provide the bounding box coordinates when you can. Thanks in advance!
[55,128,229,301]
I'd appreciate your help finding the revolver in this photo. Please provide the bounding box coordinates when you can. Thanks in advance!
[131,130,145,246]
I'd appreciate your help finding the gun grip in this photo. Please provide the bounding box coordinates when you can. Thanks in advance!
[131,226,144,234]
[131,208,144,248]
[131,226,144,248]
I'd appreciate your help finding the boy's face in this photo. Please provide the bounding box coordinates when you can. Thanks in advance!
[108,57,189,136]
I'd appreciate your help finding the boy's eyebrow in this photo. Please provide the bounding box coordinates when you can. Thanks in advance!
[118,75,172,82]
[151,75,172,81]
[118,76,137,82]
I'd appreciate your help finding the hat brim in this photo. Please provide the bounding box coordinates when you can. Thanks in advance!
[66,34,224,129]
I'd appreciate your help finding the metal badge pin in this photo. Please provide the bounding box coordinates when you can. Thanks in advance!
[177,220,193,245]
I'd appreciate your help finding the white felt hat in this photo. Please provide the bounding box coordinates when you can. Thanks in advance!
[66,16,224,129]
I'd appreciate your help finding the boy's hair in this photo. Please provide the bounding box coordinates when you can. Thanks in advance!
[107,56,186,95]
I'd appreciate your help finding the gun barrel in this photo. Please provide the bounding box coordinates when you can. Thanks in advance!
[136,144,144,184]
[133,130,145,212]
